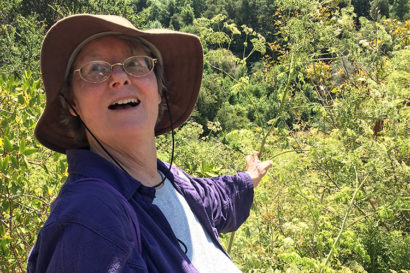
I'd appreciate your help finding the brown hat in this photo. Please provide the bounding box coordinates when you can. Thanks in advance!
[34,14,203,153]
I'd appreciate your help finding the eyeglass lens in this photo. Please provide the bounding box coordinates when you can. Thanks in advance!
[79,56,155,83]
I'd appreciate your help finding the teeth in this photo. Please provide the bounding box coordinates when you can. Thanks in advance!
[112,98,139,106]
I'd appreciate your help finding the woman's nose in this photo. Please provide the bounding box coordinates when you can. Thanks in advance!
[109,65,130,88]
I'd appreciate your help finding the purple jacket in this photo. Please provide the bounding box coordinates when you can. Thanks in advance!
[27,149,254,272]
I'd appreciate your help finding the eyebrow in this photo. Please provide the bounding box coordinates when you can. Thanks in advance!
[73,43,145,69]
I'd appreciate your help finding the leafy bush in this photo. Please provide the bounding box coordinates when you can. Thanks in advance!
[0,73,67,272]
[1,0,409,272]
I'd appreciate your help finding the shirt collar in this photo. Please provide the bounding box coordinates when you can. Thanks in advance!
[67,149,171,201]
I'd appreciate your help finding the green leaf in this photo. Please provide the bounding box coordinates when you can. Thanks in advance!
[17,94,25,104]
[19,139,26,154]
[0,225,5,237]
[0,238,11,256]
[10,155,18,168]
[0,155,10,171]
[59,160,66,174]
[42,163,49,174]
[3,136,12,153]
[22,148,38,156]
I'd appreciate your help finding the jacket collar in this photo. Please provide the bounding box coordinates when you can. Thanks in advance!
[66,149,174,201]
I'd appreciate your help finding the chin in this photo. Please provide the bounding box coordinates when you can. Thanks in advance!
[113,123,156,138]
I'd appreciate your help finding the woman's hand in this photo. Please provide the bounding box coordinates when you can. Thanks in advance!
[245,152,273,187]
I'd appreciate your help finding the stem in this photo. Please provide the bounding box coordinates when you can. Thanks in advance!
[207,63,238,82]
[277,175,284,235]
[320,168,367,271]
[10,194,49,204]
[259,53,295,157]
[242,34,248,61]
[226,229,236,254]
[228,53,295,254]
[0,108,13,114]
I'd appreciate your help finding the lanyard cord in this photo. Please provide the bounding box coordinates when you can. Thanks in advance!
[152,92,175,188]
[59,92,175,188]
[60,92,187,253]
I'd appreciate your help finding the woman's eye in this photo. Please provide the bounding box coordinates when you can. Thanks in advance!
[127,60,141,67]
[90,63,105,71]
[81,63,109,77]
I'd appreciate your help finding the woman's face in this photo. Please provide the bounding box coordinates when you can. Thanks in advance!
[70,36,161,146]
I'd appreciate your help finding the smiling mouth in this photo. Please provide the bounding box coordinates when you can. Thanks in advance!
[108,98,141,110]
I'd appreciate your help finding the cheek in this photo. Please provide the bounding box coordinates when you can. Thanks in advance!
[70,78,84,104]
[134,74,161,104]
[149,75,161,104]
[70,82,95,117]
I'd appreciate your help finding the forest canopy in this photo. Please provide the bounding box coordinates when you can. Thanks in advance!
[1,0,409,272]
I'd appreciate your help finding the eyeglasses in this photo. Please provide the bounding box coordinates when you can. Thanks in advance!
[74,56,157,83]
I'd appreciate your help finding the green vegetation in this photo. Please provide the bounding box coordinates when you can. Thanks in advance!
[1,0,409,272]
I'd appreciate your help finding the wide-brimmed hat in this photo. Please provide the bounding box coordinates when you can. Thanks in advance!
[34,14,203,154]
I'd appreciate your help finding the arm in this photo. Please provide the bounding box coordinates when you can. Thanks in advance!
[177,153,272,234]
[188,171,254,234]
[27,222,138,273]
[27,181,147,273]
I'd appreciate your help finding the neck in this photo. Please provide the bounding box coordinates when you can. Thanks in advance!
[88,133,163,187]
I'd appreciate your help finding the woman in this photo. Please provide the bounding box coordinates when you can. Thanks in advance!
[28,14,272,272]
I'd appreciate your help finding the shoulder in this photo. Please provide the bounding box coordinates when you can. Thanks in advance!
[28,179,142,272]
[45,178,134,242]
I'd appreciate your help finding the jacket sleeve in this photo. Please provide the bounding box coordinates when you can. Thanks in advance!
[176,169,254,234]
[27,222,144,273]
[27,181,147,273]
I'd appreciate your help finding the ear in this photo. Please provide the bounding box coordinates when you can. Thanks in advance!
[68,104,78,117]
[65,96,79,117]
[60,89,79,117]
[156,90,163,105]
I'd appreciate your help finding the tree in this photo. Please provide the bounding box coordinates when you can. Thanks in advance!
[370,0,390,18]
[352,0,371,19]
[192,0,206,17]
[0,1,45,75]
[390,0,410,20]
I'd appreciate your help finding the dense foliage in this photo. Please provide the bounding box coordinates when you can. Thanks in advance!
[1,0,409,272]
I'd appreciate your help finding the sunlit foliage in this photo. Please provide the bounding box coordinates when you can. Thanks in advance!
[1,0,409,272]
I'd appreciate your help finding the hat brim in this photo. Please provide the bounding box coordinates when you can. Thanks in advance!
[35,14,203,153]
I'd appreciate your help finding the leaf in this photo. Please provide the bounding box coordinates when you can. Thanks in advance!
[17,94,25,104]
[0,224,5,237]
[42,163,49,174]
[19,139,26,154]
[22,148,38,156]
[10,155,18,168]
[0,237,11,256]
[1,155,10,171]
[267,118,279,126]
[3,136,12,153]
[59,160,66,174]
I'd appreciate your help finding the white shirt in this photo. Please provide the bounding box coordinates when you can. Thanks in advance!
[153,175,242,273]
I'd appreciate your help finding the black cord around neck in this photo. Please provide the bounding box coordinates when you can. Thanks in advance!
[152,92,175,188]
[60,93,175,188]
[177,238,188,254]
[60,94,130,174]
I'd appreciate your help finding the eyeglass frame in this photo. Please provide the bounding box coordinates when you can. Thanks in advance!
[73,56,158,83]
